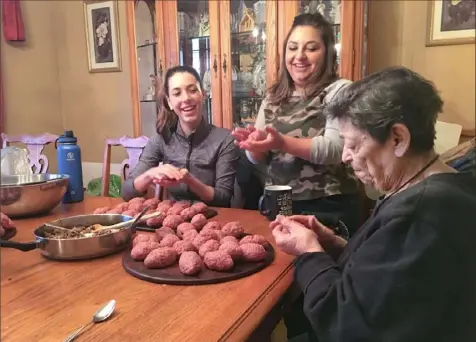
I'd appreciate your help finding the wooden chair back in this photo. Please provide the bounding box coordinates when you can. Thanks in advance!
[1,132,58,174]
[101,135,161,198]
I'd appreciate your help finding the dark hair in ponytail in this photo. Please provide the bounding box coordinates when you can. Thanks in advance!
[156,65,203,134]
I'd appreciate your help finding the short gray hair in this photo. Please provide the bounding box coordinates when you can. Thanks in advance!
[325,67,443,153]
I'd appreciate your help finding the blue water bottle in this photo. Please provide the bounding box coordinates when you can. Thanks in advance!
[56,130,84,203]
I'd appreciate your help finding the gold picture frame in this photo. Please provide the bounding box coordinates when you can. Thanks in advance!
[84,0,122,72]
[426,0,475,47]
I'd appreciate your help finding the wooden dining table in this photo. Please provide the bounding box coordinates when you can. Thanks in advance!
[1,196,295,342]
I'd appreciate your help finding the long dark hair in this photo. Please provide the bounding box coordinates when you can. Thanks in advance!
[156,65,203,134]
[268,13,338,105]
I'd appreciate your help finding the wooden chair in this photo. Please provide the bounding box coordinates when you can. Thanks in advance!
[101,135,161,198]
[1,132,58,174]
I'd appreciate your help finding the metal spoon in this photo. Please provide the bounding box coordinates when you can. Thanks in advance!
[64,299,116,342]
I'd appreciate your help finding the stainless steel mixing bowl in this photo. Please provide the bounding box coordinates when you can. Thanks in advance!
[0,174,69,218]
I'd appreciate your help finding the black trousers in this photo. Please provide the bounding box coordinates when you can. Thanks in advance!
[285,193,360,340]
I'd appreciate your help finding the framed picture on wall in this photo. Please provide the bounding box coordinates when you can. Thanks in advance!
[84,0,122,72]
[426,0,476,46]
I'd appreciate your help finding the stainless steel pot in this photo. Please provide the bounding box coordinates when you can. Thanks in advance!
[0,214,134,260]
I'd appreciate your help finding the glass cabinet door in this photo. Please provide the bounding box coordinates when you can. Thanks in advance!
[298,1,342,70]
[176,1,213,124]
[226,0,268,128]
[135,0,161,137]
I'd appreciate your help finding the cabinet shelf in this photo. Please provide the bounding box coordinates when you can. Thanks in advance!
[137,42,157,49]
[140,99,156,103]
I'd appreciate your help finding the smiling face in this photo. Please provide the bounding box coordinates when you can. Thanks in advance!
[285,25,326,90]
[166,72,204,128]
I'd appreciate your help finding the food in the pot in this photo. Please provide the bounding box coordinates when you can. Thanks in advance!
[155,227,175,239]
[199,229,220,241]
[179,251,203,275]
[190,214,207,230]
[222,221,244,238]
[182,229,199,242]
[44,226,114,239]
[180,207,198,221]
[198,239,220,258]
[93,207,110,214]
[143,198,160,209]
[192,234,211,250]
[190,202,208,213]
[173,240,196,255]
[144,247,177,268]
[133,233,158,247]
[203,251,234,272]
[131,241,160,261]
[240,243,267,262]
[176,222,196,238]
[162,215,184,229]
[146,215,165,227]
[239,235,269,247]
[202,221,221,231]
[159,234,181,247]
[220,236,239,245]
[219,242,243,261]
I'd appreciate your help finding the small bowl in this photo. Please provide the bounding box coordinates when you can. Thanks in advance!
[0,174,69,218]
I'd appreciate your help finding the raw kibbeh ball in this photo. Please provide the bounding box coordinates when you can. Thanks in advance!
[162,215,184,229]
[143,198,160,209]
[180,207,198,221]
[199,229,220,241]
[144,247,177,268]
[198,239,220,257]
[179,251,203,275]
[191,214,207,230]
[122,210,138,218]
[239,234,269,247]
[114,202,130,212]
[220,236,239,245]
[93,206,110,214]
[156,203,172,214]
[173,240,196,255]
[107,208,123,214]
[161,200,176,206]
[182,229,199,242]
[155,227,175,239]
[146,215,165,227]
[167,206,184,216]
[202,221,221,231]
[133,234,159,247]
[190,201,208,213]
[160,234,181,247]
[192,234,212,250]
[219,242,243,261]
[128,202,145,212]
[204,251,234,272]
[222,221,244,238]
[131,241,160,260]
[129,197,145,204]
[176,222,196,238]
[240,243,267,262]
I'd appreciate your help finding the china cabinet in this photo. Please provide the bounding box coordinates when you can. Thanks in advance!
[126,0,368,136]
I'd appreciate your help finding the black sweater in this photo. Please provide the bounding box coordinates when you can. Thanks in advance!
[294,173,476,342]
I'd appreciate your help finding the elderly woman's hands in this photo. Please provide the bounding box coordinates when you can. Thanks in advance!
[270,215,323,256]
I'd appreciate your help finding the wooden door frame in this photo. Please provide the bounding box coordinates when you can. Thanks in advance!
[266,1,279,87]
[126,0,167,137]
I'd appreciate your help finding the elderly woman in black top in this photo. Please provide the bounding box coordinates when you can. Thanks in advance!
[271,67,476,342]
[122,66,238,207]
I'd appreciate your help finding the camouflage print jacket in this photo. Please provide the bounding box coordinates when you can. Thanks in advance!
[252,79,359,201]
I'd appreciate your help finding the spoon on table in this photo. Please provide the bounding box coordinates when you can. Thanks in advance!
[64,299,116,342]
